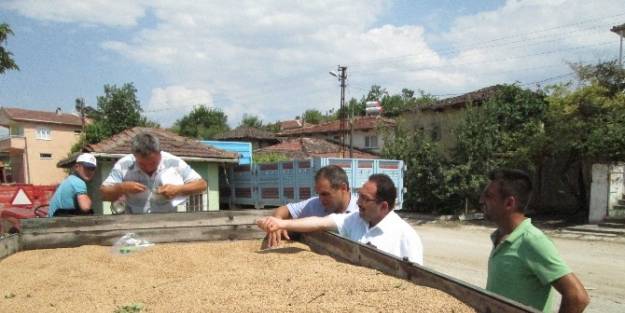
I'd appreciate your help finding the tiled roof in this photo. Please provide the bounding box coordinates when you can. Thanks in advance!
[277,116,395,136]
[255,137,378,159]
[85,127,238,160]
[415,85,503,112]
[214,127,279,141]
[279,119,306,130]
[0,107,83,126]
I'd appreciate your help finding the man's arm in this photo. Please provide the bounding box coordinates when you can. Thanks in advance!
[273,205,292,219]
[257,216,337,233]
[553,273,590,313]
[100,182,147,201]
[76,194,92,212]
[158,179,207,198]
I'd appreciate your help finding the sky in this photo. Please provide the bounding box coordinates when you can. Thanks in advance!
[0,0,624,127]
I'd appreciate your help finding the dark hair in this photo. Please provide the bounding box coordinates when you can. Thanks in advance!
[131,133,160,156]
[488,168,533,212]
[314,165,349,190]
[368,174,397,209]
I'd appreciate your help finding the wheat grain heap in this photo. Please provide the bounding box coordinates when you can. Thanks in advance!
[0,240,475,312]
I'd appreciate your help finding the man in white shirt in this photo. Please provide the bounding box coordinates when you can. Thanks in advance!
[100,132,207,213]
[257,174,423,264]
[263,165,359,248]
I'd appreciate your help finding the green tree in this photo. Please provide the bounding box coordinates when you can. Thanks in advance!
[72,83,158,152]
[261,121,281,133]
[302,109,324,124]
[542,61,625,212]
[96,83,145,137]
[0,23,19,74]
[239,114,263,128]
[172,105,230,139]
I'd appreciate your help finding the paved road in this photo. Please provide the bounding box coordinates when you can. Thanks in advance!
[408,221,625,313]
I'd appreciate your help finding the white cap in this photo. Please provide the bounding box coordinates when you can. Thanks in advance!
[76,153,97,168]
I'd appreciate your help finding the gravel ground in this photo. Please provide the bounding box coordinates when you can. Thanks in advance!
[0,240,475,313]
[407,220,625,313]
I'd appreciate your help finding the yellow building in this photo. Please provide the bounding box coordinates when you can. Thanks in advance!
[0,107,83,185]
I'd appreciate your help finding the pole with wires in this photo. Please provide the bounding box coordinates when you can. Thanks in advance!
[330,65,348,158]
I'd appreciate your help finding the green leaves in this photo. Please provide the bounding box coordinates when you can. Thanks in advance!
[172,105,229,139]
[0,23,19,74]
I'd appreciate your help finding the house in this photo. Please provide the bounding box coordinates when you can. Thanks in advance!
[277,116,396,153]
[398,85,502,154]
[0,107,84,185]
[59,127,238,214]
[213,126,280,150]
[255,137,379,160]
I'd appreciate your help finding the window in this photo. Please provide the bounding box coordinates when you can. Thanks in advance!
[36,127,51,140]
[9,126,23,136]
[40,153,52,160]
[364,135,378,148]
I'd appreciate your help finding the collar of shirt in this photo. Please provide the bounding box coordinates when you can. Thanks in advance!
[490,218,532,249]
[366,210,400,234]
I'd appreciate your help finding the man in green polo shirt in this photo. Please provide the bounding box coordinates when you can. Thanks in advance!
[480,169,589,313]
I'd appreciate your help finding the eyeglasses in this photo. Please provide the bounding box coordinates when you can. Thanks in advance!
[357,195,380,205]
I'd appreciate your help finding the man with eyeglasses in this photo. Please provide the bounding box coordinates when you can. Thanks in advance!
[257,173,423,264]
[48,153,98,217]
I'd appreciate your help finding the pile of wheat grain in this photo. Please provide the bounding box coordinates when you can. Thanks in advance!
[0,240,475,313]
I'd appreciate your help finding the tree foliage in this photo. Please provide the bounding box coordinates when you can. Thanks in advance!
[0,23,19,74]
[301,109,324,124]
[239,114,263,128]
[385,60,625,214]
[72,83,158,152]
[172,105,230,139]
[254,152,290,164]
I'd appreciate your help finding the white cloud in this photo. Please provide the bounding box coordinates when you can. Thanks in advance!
[147,85,213,125]
[2,0,146,27]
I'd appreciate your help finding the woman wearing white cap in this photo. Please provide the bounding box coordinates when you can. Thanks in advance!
[47,153,97,217]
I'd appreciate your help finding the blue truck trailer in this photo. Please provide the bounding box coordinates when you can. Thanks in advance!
[221,157,405,209]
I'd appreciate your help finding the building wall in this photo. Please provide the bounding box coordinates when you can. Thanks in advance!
[307,129,386,153]
[0,120,81,185]
[398,108,468,156]
[22,122,81,185]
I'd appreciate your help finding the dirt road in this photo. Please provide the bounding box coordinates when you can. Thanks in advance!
[408,221,625,313]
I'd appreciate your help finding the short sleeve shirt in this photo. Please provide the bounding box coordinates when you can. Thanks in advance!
[48,174,88,217]
[287,194,359,218]
[330,211,424,265]
[486,218,571,312]
[102,151,203,214]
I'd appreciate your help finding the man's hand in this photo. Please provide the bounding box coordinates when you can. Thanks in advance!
[256,216,285,233]
[266,229,290,248]
[157,184,181,199]
[120,182,147,194]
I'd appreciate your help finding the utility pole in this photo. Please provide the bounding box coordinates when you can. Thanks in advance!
[75,97,86,149]
[612,23,625,67]
[330,65,348,158]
